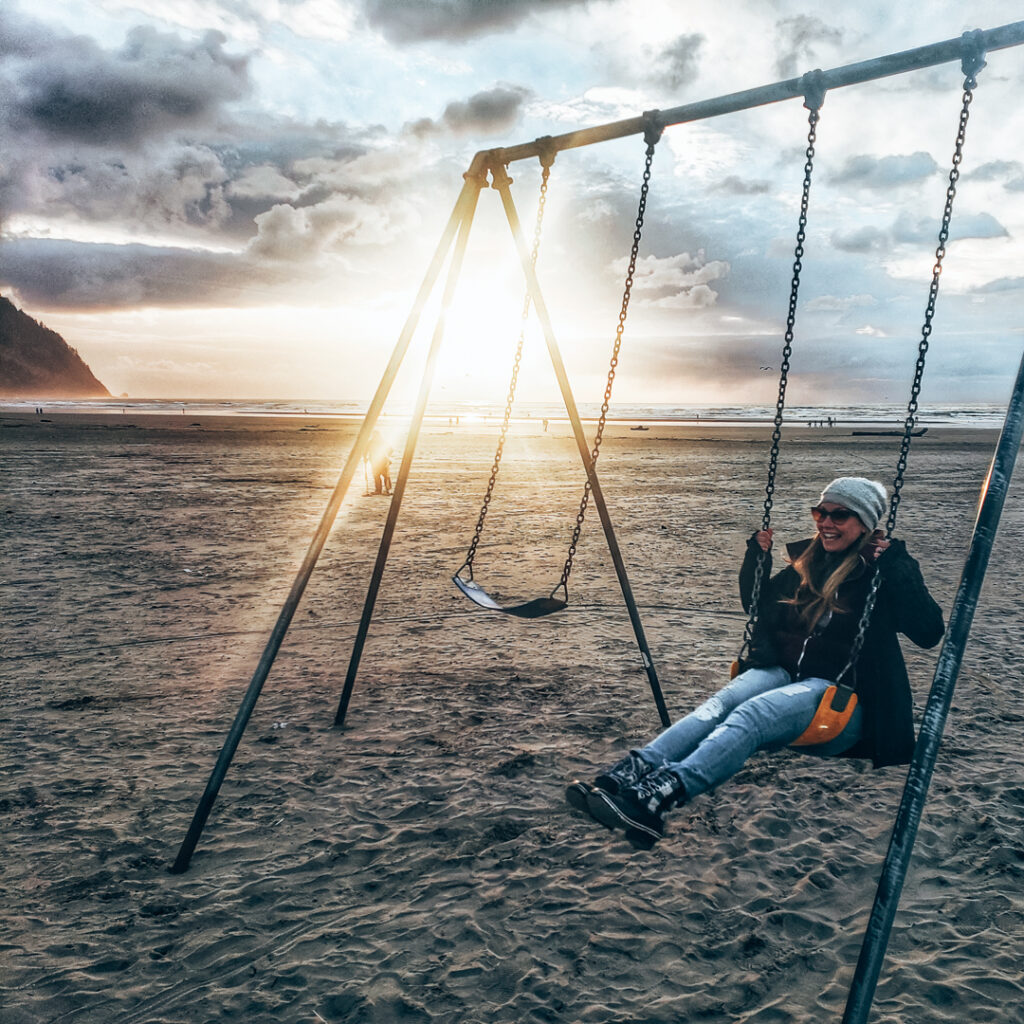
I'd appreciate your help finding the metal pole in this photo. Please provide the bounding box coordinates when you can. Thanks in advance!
[484,22,1024,167]
[492,168,671,728]
[169,171,483,874]
[334,175,485,728]
[842,347,1024,1024]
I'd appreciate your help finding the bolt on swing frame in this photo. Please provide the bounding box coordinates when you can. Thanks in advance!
[171,26,1024,961]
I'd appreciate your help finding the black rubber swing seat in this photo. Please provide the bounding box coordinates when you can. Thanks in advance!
[452,575,568,618]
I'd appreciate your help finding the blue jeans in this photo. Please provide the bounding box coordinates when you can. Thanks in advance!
[639,666,863,799]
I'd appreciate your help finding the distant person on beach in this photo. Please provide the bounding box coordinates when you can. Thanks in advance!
[566,476,944,848]
[366,430,392,495]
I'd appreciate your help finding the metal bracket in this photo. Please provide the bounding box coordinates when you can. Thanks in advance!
[487,158,513,191]
[960,29,987,80]
[534,134,558,169]
[801,69,827,112]
[641,109,664,148]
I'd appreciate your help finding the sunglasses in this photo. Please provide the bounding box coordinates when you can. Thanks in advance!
[810,505,856,524]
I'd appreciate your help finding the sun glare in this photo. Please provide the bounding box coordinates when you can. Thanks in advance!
[434,273,529,397]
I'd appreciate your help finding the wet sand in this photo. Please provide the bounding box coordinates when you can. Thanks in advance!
[2,411,1022,1023]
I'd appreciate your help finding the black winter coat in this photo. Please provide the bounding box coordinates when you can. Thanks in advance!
[739,535,945,768]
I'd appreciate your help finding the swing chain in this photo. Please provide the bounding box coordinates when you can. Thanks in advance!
[739,88,823,660]
[554,114,663,595]
[458,158,553,579]
[887,37,985,538]
[837,44,984,686]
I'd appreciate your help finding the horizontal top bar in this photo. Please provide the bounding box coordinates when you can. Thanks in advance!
[480,21,1024,169]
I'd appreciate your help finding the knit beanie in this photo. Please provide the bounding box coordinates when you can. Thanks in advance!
[819,477,888,531]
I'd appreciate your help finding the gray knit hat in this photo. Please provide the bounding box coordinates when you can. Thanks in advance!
[819,477,888,531]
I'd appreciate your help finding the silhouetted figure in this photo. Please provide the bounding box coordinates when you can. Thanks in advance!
[367,430,392,495]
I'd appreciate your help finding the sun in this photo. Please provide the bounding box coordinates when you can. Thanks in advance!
[433,268,535,398]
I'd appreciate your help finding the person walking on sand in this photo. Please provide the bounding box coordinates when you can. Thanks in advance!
[566,477,944,849]
[366,430,392,495]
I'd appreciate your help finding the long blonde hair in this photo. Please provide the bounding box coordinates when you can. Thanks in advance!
[784,532,874,632]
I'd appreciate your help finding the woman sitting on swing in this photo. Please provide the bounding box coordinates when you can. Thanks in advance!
[566,476,945,849]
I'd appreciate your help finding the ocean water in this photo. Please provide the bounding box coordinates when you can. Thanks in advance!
[1,397,1011,428]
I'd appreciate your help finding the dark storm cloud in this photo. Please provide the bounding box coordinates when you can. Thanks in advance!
[442,84,531,133]
[0,237,300,310]
[359,0,590,44]
[0,8,393,258]
[407,85,531,137]
[774,15,843,79]
[655,33,704,90]
[1,14,250,145]
[831,152,939,189]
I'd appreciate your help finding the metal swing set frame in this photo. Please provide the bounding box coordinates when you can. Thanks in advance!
[173,20,1024,1024]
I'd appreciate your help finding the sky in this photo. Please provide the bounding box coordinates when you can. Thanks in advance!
[1,0,1023,405]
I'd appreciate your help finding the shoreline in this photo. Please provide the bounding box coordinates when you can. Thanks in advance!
[0,398,1013,433]
[0,408,1009,446]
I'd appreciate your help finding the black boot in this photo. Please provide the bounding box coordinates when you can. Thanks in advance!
[586,765,686,849]
[565,751,654,814]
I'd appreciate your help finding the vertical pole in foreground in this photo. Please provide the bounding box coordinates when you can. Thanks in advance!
[334,174,484,727]
[169,175,481,874]
[493,168,671,727]
[842,348,1024,1024]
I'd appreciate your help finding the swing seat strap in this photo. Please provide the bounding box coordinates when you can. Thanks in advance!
[790,684,857,747]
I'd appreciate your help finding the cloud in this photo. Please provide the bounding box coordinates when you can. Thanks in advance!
[247,190,414,259]
[654,33,704,90]
[621,329,1012,404]
[774,15,843,79]
[892,210,1008,243]
[973,276,1024,294]
[831,152,939,189]
[0,237,297,310]
[358,0,591,44]
[2,19,250,145]
[227,164,302,202]
[805,294,878,312]
[713,176,772,195]
[443,84,532,135]
[407,84,532,137]
[0,8,404,252]
[854,324,886,337]
[832,210,1007,255]
[609,252,730,308]
[967,160,1024,183]
[831,226,889,253]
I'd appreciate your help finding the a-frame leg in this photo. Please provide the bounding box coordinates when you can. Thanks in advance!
[843,348,1024,1024]
[334,175,485,727]
[169,173,484,873]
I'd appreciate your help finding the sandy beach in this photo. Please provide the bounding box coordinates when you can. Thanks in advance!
[2,410,1022,1023]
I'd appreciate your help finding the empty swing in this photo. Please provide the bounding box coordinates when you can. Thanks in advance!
[453,124,662,616]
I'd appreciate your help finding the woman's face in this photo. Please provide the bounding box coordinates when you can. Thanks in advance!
[813,502,867,553]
